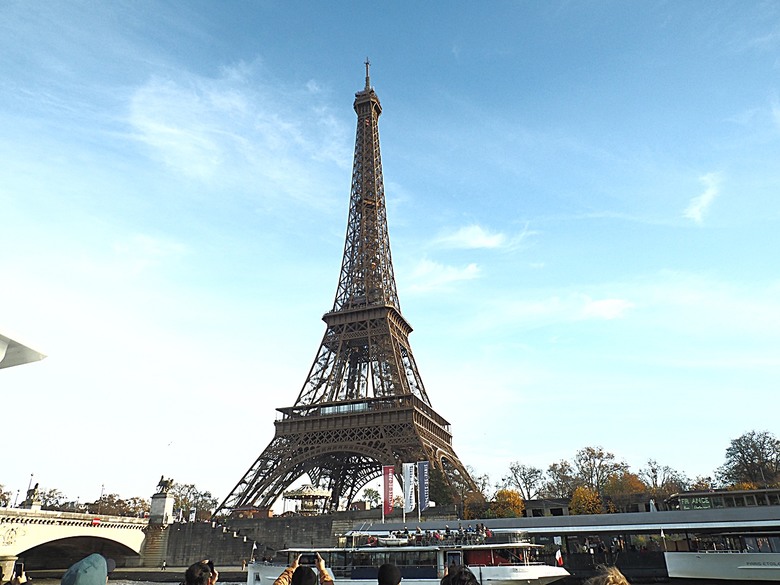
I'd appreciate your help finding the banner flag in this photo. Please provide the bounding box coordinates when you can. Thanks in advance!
[417,461,429,511]
[403,463,416,513]
[382,465,394,516]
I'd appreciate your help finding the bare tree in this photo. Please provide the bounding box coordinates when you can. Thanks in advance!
[640,459,689,498]
[503,462,544,501]
[543,460,579,498]
[574,446,626,497]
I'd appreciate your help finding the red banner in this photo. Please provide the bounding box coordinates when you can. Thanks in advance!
[382,465,394,516]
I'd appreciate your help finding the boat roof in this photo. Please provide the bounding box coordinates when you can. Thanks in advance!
[363,506,780,536]
[282,541,544,553]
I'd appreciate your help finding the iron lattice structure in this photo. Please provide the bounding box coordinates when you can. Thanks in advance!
[215,64,477,516]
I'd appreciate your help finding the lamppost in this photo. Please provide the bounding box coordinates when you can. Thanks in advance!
[98,484,105,514]
[13,490,19,507]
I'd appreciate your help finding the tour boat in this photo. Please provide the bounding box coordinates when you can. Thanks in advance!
[247,529,569,585]
[664,531,780,581]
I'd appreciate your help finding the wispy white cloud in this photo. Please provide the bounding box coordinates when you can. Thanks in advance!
[498,293,635,326]
[772,98,780,129]
[580,297,635,320]
[126,68,351,205]
[433,223,535,250]
[406,258,480,292]
[684,172,721,224]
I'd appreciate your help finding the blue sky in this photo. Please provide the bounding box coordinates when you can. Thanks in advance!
[2,1,779,508]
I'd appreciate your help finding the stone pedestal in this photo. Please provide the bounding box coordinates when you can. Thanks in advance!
[0,557,18,584]
[150,492,174,526]
[20,497,41,512]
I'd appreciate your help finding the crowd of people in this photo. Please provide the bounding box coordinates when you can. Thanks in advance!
[384,523,493,546]
[19,550,630,585]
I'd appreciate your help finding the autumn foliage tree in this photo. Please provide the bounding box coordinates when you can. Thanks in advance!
[569,486,602,515]
[488,489,525,518]
[602,471,648,512]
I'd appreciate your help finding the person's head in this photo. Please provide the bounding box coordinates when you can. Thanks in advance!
[291,567,317,585]
[447,566,478,585]
[184,560,219,585]
[377,563,401,585]
[583,566,631,585]
[61,554,114,585]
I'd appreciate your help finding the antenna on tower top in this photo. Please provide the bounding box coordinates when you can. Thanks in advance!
[364,58,371,90]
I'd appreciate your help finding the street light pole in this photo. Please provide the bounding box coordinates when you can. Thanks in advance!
[98,484,105,514]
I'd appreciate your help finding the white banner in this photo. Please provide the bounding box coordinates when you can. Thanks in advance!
[403,462,416,513]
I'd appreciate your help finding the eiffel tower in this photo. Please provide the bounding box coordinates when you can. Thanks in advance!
[215,62,477,516]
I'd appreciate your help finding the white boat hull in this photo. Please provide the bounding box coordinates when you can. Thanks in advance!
[665,551,780,581]
[248,563,569,585]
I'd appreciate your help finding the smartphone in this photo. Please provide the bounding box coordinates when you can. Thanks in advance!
[299,554,317,565]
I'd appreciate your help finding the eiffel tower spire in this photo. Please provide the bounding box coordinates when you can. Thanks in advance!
[215,64,477,516]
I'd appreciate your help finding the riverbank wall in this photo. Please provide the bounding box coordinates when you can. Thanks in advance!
[138,506,459,568]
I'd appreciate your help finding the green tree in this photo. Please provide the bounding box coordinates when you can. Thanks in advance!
[503,463,544,501]
[40,488,66,510]
[716,430,780,487]
[428,467,454,506]
[488,488,525,518]
[0,484,11,507]
[170,482,218,521]
[86,493,150,516]
[569,485,602,515]
[362,487,381,508]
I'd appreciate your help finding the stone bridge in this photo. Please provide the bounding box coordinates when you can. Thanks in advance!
[0,507,147,576]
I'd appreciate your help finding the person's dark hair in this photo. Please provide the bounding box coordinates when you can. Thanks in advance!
[447,566,478,585]
[291,567,317,585]
[378,563,401,585]
[184,560,215,585]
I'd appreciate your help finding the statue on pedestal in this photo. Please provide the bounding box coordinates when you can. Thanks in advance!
[156,476,174,494]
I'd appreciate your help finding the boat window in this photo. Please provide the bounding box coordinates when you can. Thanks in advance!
[756,537,771,552]
[769,493,780,505]
[445,551,462,568]
[711,496,724,508]
[745,494,757,506]
[744,537,759,552]
[724,496,736,507]
[769,537,780,552]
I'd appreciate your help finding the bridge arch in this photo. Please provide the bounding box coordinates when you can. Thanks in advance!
[1,509,147,574]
